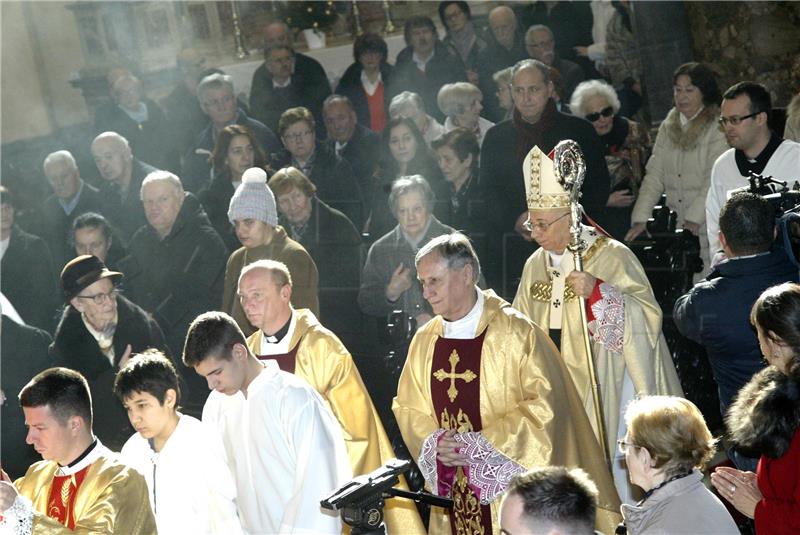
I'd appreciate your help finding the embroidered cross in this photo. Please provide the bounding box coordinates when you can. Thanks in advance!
[433,350,477,402]
[553,299,561,308]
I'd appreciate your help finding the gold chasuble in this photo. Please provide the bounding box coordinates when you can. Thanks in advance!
[247,308,425,534]
[11,446,156,534]
[513,229,684,456]
[394,290,621,535]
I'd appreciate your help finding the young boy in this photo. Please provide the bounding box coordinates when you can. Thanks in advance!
[115,349,244,534]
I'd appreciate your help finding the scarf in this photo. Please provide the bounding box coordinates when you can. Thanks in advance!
[600,115,630,156]
[512,99,558,161]
[449,23,477,64]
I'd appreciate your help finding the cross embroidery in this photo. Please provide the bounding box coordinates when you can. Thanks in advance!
[553,299,561,308]
[433,350,477,402]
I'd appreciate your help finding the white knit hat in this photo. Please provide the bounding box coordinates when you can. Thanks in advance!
[227,167,278,226]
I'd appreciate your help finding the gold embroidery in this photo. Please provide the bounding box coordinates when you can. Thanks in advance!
[440,407,475,433]
[433,350,477,402]
[453,468,484,535]
[60,476,74,508]
[529,281,578,302]
[583,236,607,263]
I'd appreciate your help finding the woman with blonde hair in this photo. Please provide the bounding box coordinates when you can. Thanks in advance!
[620,395,738,534]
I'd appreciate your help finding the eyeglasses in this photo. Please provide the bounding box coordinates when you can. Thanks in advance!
[75,288,118,305]
[586,106,614,122]
[718,111,761,127]
[523,212,570,233]
[617,439,638,455]
[283,130,313,143]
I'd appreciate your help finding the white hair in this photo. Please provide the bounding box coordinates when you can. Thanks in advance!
[437,82,482,118]
[197,73,235,103]
[492,66,514,86]
[140,171,184,200]
[43,150,77,173]
[389,91,426,118]
[569,80,621,118]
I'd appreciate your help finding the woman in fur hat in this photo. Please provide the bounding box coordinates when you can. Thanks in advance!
[711,282,800,534]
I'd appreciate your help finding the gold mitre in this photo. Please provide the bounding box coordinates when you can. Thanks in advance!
[523,145,570,210]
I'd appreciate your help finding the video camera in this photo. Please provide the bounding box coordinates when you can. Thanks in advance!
[321,458,453,535]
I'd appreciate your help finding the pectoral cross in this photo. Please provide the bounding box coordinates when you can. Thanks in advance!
[433,350,477,402]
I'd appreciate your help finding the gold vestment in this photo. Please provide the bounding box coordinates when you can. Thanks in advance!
[393,290,621,535]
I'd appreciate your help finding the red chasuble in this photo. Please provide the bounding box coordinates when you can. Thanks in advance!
[429,330,491,535]
[46,465,91,529]
[257,342,300,374]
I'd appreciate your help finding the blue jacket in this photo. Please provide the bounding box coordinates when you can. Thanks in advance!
[673,249,798,413]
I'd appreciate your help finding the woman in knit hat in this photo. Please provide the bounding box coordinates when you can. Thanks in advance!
[221,167,319,336]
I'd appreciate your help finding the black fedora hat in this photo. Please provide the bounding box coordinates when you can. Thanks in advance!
[61,255,123,301]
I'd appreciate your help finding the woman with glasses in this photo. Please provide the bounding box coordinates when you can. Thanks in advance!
[271,107,364,230]
[619,396,738,534]
[570,79,651,240]
[711,282,800,534]
[624,62,727,274]
[50,255,168,450]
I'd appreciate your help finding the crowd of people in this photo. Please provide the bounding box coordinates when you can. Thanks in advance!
[2,2,800,534]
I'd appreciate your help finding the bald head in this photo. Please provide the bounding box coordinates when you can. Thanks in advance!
[489,6,517,50]
[264,21,292,48]
[91,132,133,187]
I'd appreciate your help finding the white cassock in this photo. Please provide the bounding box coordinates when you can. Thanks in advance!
[120,413,245,535]
[202,360,352,535]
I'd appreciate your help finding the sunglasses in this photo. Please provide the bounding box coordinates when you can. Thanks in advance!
[585,106,614,122]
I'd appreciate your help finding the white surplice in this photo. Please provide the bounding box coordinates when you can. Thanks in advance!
[120,413,245,535]
[202,360,351,535]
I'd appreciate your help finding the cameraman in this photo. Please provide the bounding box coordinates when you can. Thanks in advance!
[674,192,798,471]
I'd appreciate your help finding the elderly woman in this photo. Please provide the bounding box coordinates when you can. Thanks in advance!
[199,124,266,252]
[625,62,727,272]
[389,91,445,148]
[492,66,514,121]
[438,1,487,86]
[437,82,494,146]
[620,396,738,534]
[271,106,364,229]
[358,175,455,328]
[221,167,319,336]
[368,117,444,240]
[571,79,651,240]
[335,32,393,133]
[712,283,800,534]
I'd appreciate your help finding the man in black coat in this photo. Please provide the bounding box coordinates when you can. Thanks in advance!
[182,73,281,193]
[49,255,169,450]
[1,315,53,478]
[323,95,381,207]
[91,132,158,242]
[0,186,59,332]
[388,16,466,122]
[118,171,227,414]
[36,150,107,268]
[479,59,610,293]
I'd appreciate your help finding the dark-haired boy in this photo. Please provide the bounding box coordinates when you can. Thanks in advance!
[0,367,156,533]
[115,349,244,534]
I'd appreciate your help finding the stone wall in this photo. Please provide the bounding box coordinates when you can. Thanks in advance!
[685,1,800,106]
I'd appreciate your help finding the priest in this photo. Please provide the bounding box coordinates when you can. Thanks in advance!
[239,259,425,534]
[393,233,621,535]
[0,368,156,533]
[512,145,683,503]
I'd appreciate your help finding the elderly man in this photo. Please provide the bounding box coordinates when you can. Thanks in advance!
[119,171,227,414]
[183,310,350,535]
[359,176,455,328]
[389,91,446,148]
[182,73,280,193]
[95,73,174,170]
[388,16,466,122]
[238,260,425,533]
[393,232,621,535]
[479,59,611,293]
[91,131,158,241]
[323,94,382,199]
[500,467,600,535]
[49,255,167,450]
[250,21,329,131]
[0,368,156,532]
[706,81,800,263]
[35,150,106,267]
[0,185,59,332]
[477,6,527,122]
[524,25,584,102]
[512,146,683,504]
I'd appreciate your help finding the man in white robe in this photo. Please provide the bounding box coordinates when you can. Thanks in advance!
[183,310,351,535]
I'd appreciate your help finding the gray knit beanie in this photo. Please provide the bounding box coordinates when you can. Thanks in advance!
[228,167,278,226]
